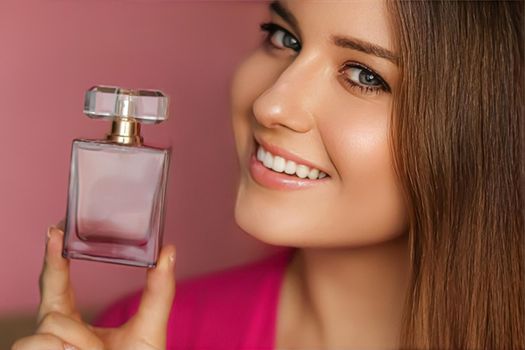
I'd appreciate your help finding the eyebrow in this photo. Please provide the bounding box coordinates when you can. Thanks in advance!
[270,1,302,37]
[269,0,399,65]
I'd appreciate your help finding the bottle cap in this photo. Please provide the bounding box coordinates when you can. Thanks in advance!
[84,85,169,124]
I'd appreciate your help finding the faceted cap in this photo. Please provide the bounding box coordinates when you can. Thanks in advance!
[84,85,169,124]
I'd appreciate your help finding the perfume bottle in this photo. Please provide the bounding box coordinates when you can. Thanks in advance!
[63,86,171,267]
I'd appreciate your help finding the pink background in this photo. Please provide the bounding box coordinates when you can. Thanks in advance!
[0,0,280,316]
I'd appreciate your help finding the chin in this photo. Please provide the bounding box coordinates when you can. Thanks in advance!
[234,189,409,250]
[233,190,295,247]
[232,196,343,249]
[235,202,317,247]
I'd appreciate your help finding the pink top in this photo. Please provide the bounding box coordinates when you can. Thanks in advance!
[94,247,296,349]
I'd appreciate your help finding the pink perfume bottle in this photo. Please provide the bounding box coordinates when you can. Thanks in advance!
[63,86,170,267]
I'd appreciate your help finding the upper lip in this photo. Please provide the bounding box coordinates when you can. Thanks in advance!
[253,135,330,176]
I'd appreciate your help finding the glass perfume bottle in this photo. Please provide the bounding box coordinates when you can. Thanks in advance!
[63,86,171,267]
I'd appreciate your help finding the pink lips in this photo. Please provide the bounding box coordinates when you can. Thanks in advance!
[248,138,330,190]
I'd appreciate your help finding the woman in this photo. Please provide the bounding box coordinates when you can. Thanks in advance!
[12,0,523,349]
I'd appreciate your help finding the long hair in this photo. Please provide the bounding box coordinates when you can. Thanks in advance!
[386,1,524,349]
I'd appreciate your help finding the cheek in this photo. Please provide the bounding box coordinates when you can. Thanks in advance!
[230,52,278,158]
[230,56,254,158]
[326,104,390,183]
[231,55,258,123]
[321,105,408,243]
[230,52,284,126]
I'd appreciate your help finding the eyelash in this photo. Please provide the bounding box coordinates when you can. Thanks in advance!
[259,21,390,96]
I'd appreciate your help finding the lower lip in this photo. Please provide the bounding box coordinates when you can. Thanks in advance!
[248,150,330,190]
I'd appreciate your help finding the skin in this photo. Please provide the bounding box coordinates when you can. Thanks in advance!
[12,224,177,350]
[13,0,409,349]
[230,0,409,348]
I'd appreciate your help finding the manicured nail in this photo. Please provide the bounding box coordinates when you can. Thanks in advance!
[169,252,176,266]
[46,226,53,243]
[63,343,78,350]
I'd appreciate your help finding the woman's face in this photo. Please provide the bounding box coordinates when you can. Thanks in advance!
[230,0,407,248]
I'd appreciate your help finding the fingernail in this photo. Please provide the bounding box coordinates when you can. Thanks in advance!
[46,226,53,243]
[64,343,78,350]
[169,252,176,266]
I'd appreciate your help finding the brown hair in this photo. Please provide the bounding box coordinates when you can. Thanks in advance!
[386,1,524,349]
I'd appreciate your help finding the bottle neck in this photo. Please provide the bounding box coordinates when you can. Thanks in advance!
[106,117,143,146]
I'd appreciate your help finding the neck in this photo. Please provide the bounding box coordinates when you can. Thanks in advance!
[288,234,410,349]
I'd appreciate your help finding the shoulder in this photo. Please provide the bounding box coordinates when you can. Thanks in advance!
[93,248,295,347]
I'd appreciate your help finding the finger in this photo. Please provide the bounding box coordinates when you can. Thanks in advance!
[11,333,67,350]
[38,226,75,324]
[129,244,176,346]
[37,311,104,350]
[43,222,79,322]
[56,218,66,231]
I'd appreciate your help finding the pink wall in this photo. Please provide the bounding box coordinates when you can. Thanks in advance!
[0,0,280,315]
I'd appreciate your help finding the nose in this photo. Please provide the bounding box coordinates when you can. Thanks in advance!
[252,58,317,133]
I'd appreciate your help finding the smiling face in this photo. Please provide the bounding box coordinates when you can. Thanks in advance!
[230,0,408,248]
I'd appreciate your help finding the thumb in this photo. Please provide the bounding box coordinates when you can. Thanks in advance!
[128,244,176,346]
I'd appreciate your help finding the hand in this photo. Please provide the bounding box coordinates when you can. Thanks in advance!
[11,224,177,350]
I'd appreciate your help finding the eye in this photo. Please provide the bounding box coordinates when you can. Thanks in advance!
[259,22,301,52]
[339,63,391,96]
[259,21,390,96]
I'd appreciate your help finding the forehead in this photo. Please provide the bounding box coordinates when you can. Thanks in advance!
[279,0,393,52]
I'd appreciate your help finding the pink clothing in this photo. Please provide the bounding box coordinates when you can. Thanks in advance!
[94,247,296,349]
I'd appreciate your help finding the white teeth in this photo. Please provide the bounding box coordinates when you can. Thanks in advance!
[308,168,319,180]
[256,144,328,180]
[263,151,273,168]
[257,146,266,162]
[284,160,297,175]
[272,156,286,172]
[296,164,310,178]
